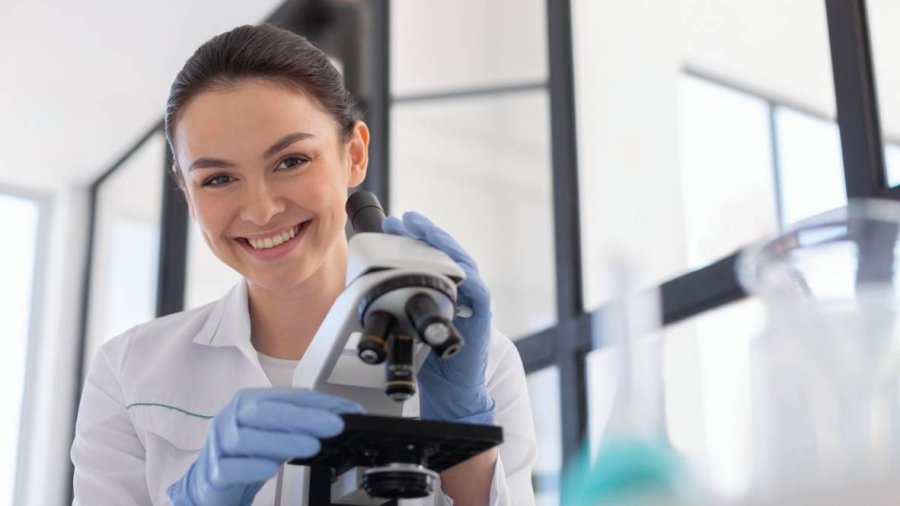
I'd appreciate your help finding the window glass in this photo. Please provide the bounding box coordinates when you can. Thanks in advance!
[678,75,778,267]
[84,133,164,371]
[574,0,836,310]
[0,193,40,504]
[390,0,547,96]
[867,0,900,189]
[390,92,557,339]
[184,220,242,309]
[669,299,765,499]
[774,107,846,226]
[527,366,562,506]
[885,144,900,188]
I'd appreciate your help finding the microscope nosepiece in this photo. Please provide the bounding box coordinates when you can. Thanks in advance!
[358,311,394,365]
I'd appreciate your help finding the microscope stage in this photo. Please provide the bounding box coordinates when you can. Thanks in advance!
[288,413,503,475]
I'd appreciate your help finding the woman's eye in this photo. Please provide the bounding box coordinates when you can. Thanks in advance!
[277,156,309,170]
[202,174,234,187]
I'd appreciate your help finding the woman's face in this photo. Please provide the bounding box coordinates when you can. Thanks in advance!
[173,79,368,294]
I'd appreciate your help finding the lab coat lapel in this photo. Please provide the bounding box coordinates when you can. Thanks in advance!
[192,280,265,375]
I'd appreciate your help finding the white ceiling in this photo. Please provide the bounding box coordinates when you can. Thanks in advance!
[3,1,900,194]
[0,0,284,193]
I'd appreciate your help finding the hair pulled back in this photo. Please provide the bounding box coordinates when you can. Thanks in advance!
[164,24,359,168]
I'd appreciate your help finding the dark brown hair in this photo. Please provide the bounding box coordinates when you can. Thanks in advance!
[164,23,359,174]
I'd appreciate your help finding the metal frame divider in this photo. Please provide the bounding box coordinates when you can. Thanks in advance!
[826,0,886,198]
[543,0,590,464]
[156,147,189,316]
[362,0,391,208]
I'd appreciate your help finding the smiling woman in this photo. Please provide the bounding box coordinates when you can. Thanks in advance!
[70,23,536,506]
[171,79,369,318]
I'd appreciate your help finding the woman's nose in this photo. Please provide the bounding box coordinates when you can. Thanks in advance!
[240,180,286,226]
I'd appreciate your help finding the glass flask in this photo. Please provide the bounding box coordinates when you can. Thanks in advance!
[737,199,900,495]
[563,267,696,505]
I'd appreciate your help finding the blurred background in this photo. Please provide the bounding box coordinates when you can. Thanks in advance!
[2,0,899,504]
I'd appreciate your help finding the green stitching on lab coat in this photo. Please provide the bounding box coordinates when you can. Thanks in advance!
[126,402,214,419]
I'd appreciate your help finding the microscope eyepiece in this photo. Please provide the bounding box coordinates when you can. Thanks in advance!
[346,190,386,234]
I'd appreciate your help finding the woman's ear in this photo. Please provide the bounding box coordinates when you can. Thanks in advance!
[346,121,370,188]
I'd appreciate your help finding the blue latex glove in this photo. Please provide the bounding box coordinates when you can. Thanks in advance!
[166,388,363,505]
[383,212,495,425]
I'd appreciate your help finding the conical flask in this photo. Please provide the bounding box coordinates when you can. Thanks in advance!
[563,266,694,505]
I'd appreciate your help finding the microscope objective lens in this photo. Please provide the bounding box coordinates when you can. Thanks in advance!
[423,323,450,344]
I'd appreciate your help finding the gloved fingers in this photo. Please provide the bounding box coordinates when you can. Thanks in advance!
[219,427,325,461]
[238,388,365,415]
[457,272,490,309]
[419,355,488,390]
[237,403,346,438]
[382,215,411,236]
[211,457,283,486]
[400,212,479,273]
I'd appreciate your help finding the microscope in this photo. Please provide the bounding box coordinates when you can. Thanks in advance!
[282,191,503,505]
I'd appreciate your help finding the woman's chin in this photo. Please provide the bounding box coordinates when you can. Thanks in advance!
[247,274,309,294]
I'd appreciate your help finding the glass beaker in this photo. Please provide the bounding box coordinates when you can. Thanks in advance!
[737,199,900,494]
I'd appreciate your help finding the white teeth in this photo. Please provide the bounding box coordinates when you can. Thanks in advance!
[246,223,303,250]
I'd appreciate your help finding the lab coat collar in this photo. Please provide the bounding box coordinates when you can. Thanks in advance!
[192,280,253,351]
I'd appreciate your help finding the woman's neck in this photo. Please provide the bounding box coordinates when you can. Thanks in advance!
[246,243,348,360]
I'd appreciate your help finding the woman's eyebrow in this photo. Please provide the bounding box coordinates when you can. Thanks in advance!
[188,158,237,171]
[263,132,315,159]
[188,132,316,171]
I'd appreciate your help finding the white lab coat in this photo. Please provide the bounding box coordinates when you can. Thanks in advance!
[71,281,538,505]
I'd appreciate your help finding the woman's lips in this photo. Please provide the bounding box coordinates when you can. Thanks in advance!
[237,220,310,260]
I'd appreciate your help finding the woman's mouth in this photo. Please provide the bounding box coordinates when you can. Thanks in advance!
[238,221,310,257]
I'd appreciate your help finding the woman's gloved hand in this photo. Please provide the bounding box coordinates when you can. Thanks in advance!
[166,388,363,505]
[383,212,495,425]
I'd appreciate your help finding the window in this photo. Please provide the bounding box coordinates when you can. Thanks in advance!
[390,92,557,338]
[774,107,846,225]
[866,0,900,188]
[0,192,41,504]
[677,75,778,267]
[574,0,837,310]
[390,0,555,340]
[184,220,242,309]
[83,133,165,371]
[527,366,562,506]
[885,144,900,188]
[390,0,547,95]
